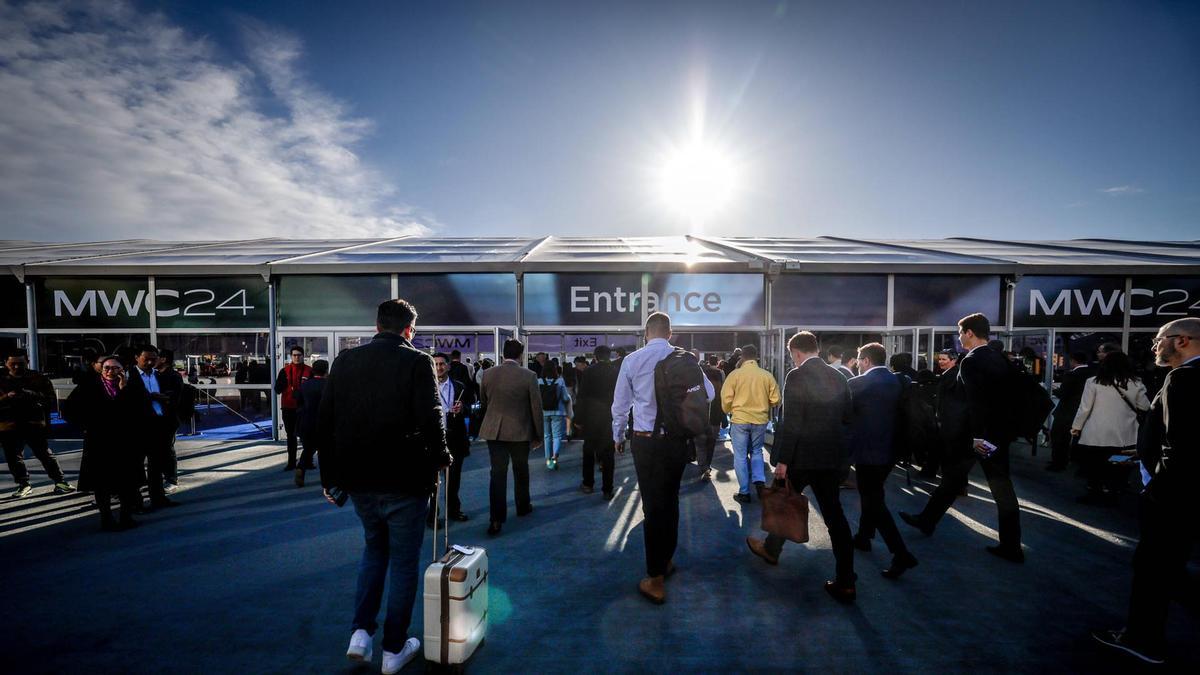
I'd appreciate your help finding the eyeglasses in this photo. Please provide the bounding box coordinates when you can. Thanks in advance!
[102,366,122,371]
[1152,334,1184,346]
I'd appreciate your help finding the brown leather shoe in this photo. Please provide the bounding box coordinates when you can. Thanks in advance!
[823,580,856,603]
[638,576,666,604]
[745,537,778,566]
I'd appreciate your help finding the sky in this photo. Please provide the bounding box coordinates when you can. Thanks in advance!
[0,0,1197,242]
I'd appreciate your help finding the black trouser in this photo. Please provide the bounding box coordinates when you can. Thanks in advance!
[1126,485,1195,651]
[1077,444,1133,494]
[298,432,317,470]
[96,483,140,523]
[487,441,531,524]
[919,441,1022,550]
[765,468,855,586]
[581,438,615,492]
[696,425,719,471]
[920,435,947,476]
[631,435,689,578]
[281,408,299,467]
[1049,415,1072,467]
[2,427,65,485]
[854,464,909,557]
[428,450,466,519]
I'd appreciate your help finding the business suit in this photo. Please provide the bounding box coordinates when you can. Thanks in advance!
[574,360,619,494]
[929,364,967,476]
[438,377,471,517]
[1125,358,1199,651]
[1049,364,1093,468]
[479,360,544,523]
[766,357,855,586]
[848,367,911,559]
[125,366,181,505]
[911,344,1022,553]
[699,363,726,471]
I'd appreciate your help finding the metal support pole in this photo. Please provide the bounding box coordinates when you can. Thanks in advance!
[268,279,279,442]
[1121,276,1132,352]
[25,282,38,370]
[147,276,158,345]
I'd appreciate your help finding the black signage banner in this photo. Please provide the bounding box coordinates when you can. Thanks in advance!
[278,275,391,327]
[648,274,765,326]
[155,277,270,329]
[1,277,26,328]
[894,275,1002,327]
[771,275,888,327]
[1014,276,1126,328]
[37,278,151,329]
[1129,277,1200,328]
[396,274,516,326]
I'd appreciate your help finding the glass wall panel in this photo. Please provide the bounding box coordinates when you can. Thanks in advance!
[771,275,888,327]
[278,275,390,326]
[893,275,1002,327]
[1,277,26,328]
[157,333,272,440]
[396,274,516,326]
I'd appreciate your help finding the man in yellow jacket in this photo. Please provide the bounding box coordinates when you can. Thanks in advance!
[721,344,781,503]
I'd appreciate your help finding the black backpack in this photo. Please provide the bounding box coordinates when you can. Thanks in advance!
[653,348,710,439]
[893,376,937,466]
[540,379,560,411]
[1011,365,1054,441]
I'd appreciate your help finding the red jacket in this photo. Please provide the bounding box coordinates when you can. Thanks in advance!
[275,363,312,409]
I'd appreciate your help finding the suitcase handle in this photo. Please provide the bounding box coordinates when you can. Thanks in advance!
[431,467,450,561]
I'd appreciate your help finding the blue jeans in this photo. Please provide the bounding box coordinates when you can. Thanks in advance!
[729,422,767,495]
[543,414,565,461]
[349,492,428,653]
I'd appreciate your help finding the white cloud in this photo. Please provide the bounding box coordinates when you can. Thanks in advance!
[0,0,433,241]
[1099,185,1145,196]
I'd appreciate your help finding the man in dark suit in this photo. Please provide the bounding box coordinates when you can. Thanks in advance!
[901,313,1023,563]
[316,299,450,668]
[1047,351,1092,471]
[923,349,965,478]
[429,353,472,524]
[1093,318,1200,665]
[573,345,619,499]
[746,331,857,602]
[155,349,184,493]
[848,343,918,579]
[825,344,854,380]
[479,338,544,536]
[698,353,726,482]
[889,353,919,381]
[125,344,181,509]
[448,350,476,404]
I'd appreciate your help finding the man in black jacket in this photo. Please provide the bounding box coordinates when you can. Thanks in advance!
[573,345,619,499]
[318,299,450,669]
[1047,351,1092,471]
[125,345,181,509]
[901,313,1024,563]
[1,349,73,498]
[1093,318,1200,665]
[698,353,726,482]
[746,331,856,603]
[429,353,471,523]
[293,359,328,488]
[155,349,184,493]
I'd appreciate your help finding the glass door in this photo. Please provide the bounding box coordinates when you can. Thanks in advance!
[997,328,1053,391]
[882,328,920,371]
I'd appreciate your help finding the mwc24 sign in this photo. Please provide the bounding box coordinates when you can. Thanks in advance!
[37,277,269,329]
[1014,276,1200,328]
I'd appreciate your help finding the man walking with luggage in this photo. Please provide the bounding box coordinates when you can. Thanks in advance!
[745,331,856,602]
[612,313,714,604]
[479,338,544,536]
[900,313,1024,563]
[721,344,780,503]
[318,299,451,674]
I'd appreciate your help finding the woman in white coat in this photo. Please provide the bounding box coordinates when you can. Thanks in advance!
[1071,351,1151,505]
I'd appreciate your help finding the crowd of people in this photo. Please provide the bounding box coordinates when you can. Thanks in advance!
[2,298,1195,669]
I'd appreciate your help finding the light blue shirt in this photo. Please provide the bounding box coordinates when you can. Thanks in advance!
[139,368,163,416]
[610,338,715,443]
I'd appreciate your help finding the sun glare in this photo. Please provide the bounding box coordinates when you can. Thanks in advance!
[654,139,740,224]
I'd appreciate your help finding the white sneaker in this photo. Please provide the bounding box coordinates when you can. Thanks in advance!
[163,483,178,494]
[381,638,421,674]
[346,628,373,663]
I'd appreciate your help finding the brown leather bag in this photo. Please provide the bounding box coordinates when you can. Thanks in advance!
[760,479,810,543]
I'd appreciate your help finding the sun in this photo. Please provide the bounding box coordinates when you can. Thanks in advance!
[654,139,740,224]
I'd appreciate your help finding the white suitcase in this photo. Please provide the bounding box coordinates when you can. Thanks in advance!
[423,471,488,668]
